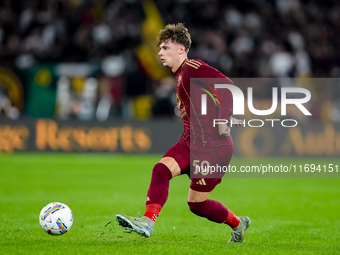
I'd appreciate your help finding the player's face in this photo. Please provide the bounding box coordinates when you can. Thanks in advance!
[158,40,185,71]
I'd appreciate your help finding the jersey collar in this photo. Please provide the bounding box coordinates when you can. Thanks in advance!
[174,58,188,75]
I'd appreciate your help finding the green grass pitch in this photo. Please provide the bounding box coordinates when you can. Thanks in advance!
[0,153,339,255]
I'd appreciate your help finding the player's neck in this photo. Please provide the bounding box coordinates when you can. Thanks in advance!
[172,56,187,73]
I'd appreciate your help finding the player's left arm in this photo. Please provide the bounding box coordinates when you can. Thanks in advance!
[217,88,233,137]
[213,73,243,137]
[211,73,233,137]
[192,64,242,137]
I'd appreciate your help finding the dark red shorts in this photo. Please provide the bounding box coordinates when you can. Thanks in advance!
[163,139,233,192]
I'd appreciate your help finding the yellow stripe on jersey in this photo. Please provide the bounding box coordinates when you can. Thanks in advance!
[185,63,199,69]
[188,60,202,67]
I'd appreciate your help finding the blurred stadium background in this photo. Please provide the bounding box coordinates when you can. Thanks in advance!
[1,1,340,254]
[0,0,340,156]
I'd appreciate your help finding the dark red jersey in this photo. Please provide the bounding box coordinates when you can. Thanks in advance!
[175,59,233,148]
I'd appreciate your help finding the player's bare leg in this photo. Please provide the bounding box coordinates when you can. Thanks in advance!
[187,188,251,243]
[159,157,181,177]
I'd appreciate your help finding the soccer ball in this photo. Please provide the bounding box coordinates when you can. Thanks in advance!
[39,202,73,235]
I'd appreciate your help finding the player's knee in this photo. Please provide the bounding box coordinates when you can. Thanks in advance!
[187,201,207,216]
[159,157,181,177]
[152,163,173,180]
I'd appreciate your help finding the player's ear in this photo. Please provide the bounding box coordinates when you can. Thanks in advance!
[179,44,186,55]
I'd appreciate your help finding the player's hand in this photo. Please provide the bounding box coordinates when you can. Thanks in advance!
[218,123,230,138]
[229,117,244,127]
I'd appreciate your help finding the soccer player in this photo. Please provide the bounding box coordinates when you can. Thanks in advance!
[116,23,250,243]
